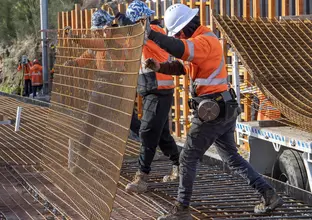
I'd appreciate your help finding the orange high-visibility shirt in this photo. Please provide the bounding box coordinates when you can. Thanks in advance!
[75,34,130,72]
[143,25,174,90]
[181,25,228,96]
[30,64,43,86]
[17,63,32,80]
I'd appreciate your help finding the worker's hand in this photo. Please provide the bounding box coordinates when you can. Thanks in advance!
[145,58,160,72]
[64,60,78,67]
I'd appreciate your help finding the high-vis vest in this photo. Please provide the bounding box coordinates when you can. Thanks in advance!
[257,94,281,120]
[30,64,43,86]
[18,63,32,80]
[142,25,175,90]
[181,25,228,96]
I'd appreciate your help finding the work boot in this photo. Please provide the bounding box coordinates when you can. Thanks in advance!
[125,170,148,193]
[163,165,179,182]
[254,189,284,214]
[153,150,162,161]
[68,139,87,175]
[157,202,192,220]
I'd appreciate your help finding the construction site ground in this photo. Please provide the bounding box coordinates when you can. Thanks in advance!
[0,96,311,219]
[1,140,312,219]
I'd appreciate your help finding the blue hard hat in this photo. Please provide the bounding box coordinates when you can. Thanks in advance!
[126,0,155,23]
[91,9,115,30]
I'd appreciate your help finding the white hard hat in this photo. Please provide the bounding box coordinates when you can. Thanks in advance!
[164,4,199,37]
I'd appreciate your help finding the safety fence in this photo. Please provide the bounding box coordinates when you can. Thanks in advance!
[57,0,311,139]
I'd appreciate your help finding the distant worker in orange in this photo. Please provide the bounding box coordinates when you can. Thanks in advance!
[17,57,33,97]
[30,59,43,98]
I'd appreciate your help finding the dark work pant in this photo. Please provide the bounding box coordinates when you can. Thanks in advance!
[32,85,43,98]
[130,109,141,137]
[23,79,32,97]
[177,114,273,206]
[139,93,180,174]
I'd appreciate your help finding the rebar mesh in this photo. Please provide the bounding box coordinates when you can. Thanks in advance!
[41,22,145,219]
[214,15,312,132]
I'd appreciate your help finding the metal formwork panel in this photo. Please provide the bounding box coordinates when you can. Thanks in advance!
[40,23,145,219]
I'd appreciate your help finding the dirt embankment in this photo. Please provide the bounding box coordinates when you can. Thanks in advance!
[0,36,40,94]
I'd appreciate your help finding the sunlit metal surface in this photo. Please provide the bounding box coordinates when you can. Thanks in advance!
[214,15,312,132]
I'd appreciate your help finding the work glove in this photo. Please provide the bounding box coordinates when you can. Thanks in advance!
[144,58,160,72]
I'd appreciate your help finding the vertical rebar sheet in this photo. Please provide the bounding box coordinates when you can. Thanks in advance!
[213,15,312,132]
[41,22,145,219]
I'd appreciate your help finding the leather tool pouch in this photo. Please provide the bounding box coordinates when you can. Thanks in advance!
[137,70,158,96]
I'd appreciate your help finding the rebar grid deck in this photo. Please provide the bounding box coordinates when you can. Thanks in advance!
[213,15,312,132]
[0,109,311,220]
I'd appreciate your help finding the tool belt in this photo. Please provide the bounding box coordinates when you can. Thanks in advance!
[188,88,241,122]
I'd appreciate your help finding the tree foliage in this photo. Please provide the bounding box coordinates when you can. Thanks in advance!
[0,0,78,43]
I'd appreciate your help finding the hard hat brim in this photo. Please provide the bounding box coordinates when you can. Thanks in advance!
[167,8,199,37]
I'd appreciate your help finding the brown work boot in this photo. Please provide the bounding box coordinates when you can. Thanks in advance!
[163,165,179,182]
[125,170,148,193]
[254,189,284,214]
[157,202,192,220]
[68,139,87,175]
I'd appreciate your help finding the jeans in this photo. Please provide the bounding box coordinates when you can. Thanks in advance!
[177,113,273,206]
[139,93,180,174]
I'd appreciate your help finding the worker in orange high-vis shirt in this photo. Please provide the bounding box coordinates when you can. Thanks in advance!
[144,4,283,219]
[123,1,180,195]
[30,59,43,98]
[17,58,32,96]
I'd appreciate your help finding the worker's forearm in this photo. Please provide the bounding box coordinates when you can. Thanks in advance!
[159,60,186,76]
[148,30,185,59]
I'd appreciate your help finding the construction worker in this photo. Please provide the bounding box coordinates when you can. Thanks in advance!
[123,1,180,194]
[30,59,43,98]
[107,0,164,158]
[144,4,284,219]
[17,57,32,96]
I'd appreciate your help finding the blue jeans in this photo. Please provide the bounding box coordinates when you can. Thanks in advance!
[177,115,273,206]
